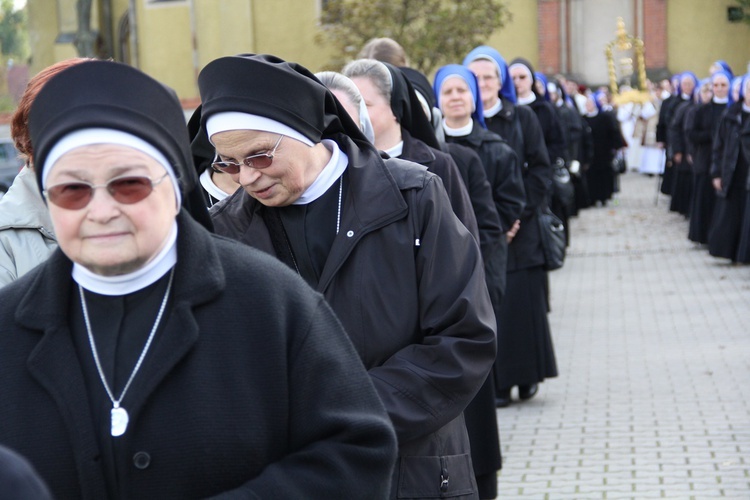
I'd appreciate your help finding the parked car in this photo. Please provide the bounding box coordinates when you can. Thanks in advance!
[0,139,24,198]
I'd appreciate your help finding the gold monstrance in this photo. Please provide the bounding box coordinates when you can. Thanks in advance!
[605,17,649,104]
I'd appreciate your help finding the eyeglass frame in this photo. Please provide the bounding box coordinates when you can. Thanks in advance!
[43,172,171,210]
[211,134,284,175]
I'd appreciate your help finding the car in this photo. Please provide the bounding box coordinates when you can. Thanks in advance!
[0,139,24,199]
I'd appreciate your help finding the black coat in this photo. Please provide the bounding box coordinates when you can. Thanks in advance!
[400,130,479,239]
[691,101,728,176]
[211,135,497,499]
[445,122,526,233]
[0,212,398,499]
[444,142,503,263]
[527,98,567,165]
[669,100,697,172]
[711,102,750,195]
[483,101,552,270]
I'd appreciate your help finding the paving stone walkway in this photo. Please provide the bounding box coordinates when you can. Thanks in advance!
[496,172,750,499]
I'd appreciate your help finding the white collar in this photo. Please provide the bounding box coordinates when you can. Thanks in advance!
[293,140,348,205]
[442,119,474,137]
[199,169,230,204]
[713,96,729,104]
[73,222,178,296]
[743,103,750,114]
[384,141,404,158]
[681,93,691,100]
[483,99,503,118]
[585,110,599,117]
[517,93,537,105]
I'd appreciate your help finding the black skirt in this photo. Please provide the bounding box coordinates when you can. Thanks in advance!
[494,266,558,390]
[708,159,749,260]
[669,167,693,215]
[688,172,716,244]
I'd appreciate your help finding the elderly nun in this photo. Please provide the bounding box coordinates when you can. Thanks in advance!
[0,60,398,498]
[198,53,497,499]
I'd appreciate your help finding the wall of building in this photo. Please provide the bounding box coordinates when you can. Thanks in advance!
[667,0,750,77]
[485,0,538,69]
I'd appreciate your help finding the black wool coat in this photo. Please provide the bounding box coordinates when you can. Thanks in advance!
[711,102,750,195]
[0,212,398,499]
[400,130,479,239]
[690,101,727,176]
[211,135,497,499]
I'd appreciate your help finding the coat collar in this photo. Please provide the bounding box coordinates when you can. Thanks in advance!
[400,129,437,166]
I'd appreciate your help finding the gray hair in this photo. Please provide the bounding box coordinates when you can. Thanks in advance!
[341,59,393,103]
[315,71,363,110]
[314,70,375,144]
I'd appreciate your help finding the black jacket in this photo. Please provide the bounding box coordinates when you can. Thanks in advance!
[211,134,497,499]
[527,98,567,166]
[400,130,479,239]
[690,101,728,175]
[669,100,697,172]
[444,142,503,263]
[0,212,398,499]
[711,102,750,195]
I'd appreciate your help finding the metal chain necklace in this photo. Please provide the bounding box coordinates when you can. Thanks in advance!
[78,268,174,437]
[336,175,343,235]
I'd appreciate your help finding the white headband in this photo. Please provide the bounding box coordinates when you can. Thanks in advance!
[42,128,181,208]
[509,63,533,81]
[468,55,503,86]
[206,112,314,147]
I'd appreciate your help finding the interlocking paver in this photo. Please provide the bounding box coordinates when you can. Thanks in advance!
[495,173,750,498]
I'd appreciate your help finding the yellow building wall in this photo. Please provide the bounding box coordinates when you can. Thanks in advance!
[667,0,750,76]
[28,0,90,77]
[485,0,538,69]
[135,0,195,98]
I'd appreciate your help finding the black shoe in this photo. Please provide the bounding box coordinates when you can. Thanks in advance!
[495,388,511,408]
[518,384,539,401]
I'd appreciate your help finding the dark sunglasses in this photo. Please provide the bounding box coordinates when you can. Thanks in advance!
[44,172,170,210]
[211,134,284,175]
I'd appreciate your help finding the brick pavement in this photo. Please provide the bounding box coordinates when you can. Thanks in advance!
[495,172,750,499]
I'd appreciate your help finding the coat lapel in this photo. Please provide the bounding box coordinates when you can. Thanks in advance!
[19,251,109,498]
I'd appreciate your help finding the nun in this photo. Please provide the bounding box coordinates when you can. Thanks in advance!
[198,54,497,500]
[462,46,551,183]
[0,60,398,498]
[344,59,506,499]
[656,74,683,195]
[584,90,626,206]
[667,71,699,215]
[688,71,729,244]
[314,70,376,144]
[433,65,558,409]
[708,74,750,263]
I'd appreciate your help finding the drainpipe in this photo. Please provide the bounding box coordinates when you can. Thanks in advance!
[128,0,139,68]
[100,0,114,58]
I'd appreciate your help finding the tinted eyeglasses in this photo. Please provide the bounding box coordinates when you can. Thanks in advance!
[211,134,284,175]
[44,172,170,210]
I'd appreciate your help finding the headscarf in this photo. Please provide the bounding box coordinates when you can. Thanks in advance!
[710,70,733,106]
[712,60,734,79]
[28,60,196,210]
[197,54,370,149]
[433,64,486,129]
[679,71,699,98]
[383,63,440,149]
[671,74,681,95]
[509,58,540,99]
[462,45,517,104]
[697,77,713,103]
[741,74,750,103]
[535,72,551,102]
[592,90,606,113]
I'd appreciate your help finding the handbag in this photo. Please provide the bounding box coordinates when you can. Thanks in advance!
[537,207,566,271]
[611,150,627,174]
[552,164,575,211]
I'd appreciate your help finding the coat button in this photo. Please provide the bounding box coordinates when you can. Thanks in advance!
[346,230,354,237]
[133,451,151,469]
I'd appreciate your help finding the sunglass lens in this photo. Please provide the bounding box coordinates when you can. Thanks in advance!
[212,162,240,175]
[249,155,273,169]
[109,177,153,204]
[48,183,93,210]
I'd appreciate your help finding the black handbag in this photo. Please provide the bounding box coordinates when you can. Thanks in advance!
[537,208,566,271]
[611,151,627,174]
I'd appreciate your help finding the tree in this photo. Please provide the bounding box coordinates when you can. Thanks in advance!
[317,0,512,74]
[0,0,27,60]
